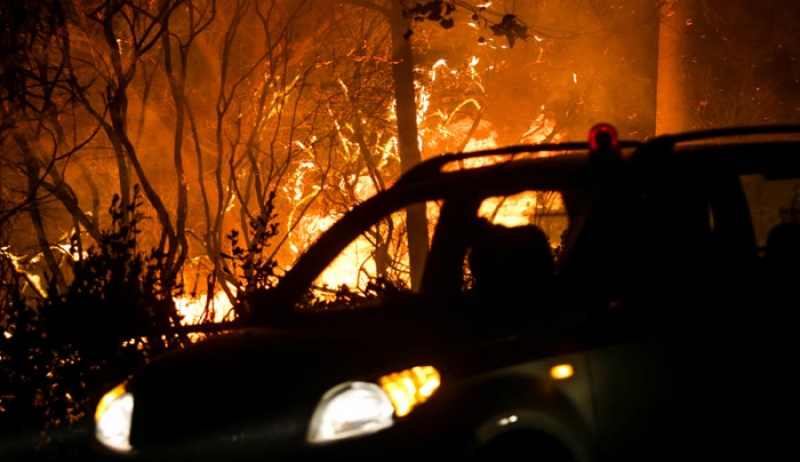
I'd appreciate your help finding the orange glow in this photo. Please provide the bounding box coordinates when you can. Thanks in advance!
[379,366,441,417]
[550,364,574,380]
[0,0,689,350]
[478,190,568,249]
[521,109,564,146]
[276,55,567,299]
[174,290,234,325]
[290,214,338,256]
[314,234,383,292]
[311,201,441,294]
[94,383,128,423]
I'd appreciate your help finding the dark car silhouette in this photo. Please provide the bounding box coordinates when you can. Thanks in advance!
[93,124,800,461]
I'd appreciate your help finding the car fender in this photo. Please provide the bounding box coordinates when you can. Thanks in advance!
[445,352,595,462]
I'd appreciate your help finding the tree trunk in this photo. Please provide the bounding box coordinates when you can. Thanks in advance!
[389,1,428,290]
[656,0,693,134]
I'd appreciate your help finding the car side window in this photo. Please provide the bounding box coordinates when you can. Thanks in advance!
[477,190,569,256]
[741,174,800,284]
[462,190,568,305]
[741,174,800,253]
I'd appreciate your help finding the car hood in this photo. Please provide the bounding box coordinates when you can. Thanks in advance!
[124,307,494,451]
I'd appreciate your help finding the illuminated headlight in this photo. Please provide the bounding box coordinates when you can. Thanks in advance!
[307,366,441,444]
[307,382,394,444]
[95,383,134,452]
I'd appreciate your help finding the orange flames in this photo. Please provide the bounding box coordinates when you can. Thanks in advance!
[174,290,235,326]
[173,56,566,322]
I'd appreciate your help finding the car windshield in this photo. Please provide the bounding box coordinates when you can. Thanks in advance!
[312,201,443,293]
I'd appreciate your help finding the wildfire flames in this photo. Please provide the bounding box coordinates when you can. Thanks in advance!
[1,49,566,325]
[174,290,236,326]
[278,56,565,297]
[9,0,766,331]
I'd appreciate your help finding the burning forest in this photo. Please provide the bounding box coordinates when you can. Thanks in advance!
[1,0,798,453]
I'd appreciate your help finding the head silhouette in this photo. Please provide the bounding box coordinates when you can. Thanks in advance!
[468,219,555,297]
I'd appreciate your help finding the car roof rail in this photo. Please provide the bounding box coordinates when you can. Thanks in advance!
[621,125,800,183]
[396,139,643,187]
[639,124,800,152]
[396,125,800,188]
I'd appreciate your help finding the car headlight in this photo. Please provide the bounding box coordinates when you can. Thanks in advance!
[307,381,394,443]
[95,383,134,452]
[307,365,441,444]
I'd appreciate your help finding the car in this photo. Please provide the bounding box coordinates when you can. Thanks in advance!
[92,124,800,461]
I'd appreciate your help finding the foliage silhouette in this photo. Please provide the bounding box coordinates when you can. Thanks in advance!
[0,186,188,452]
[402,1,529,46]
[41,185,185,360]
[225,191,281,298]
[294,276,411,315]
